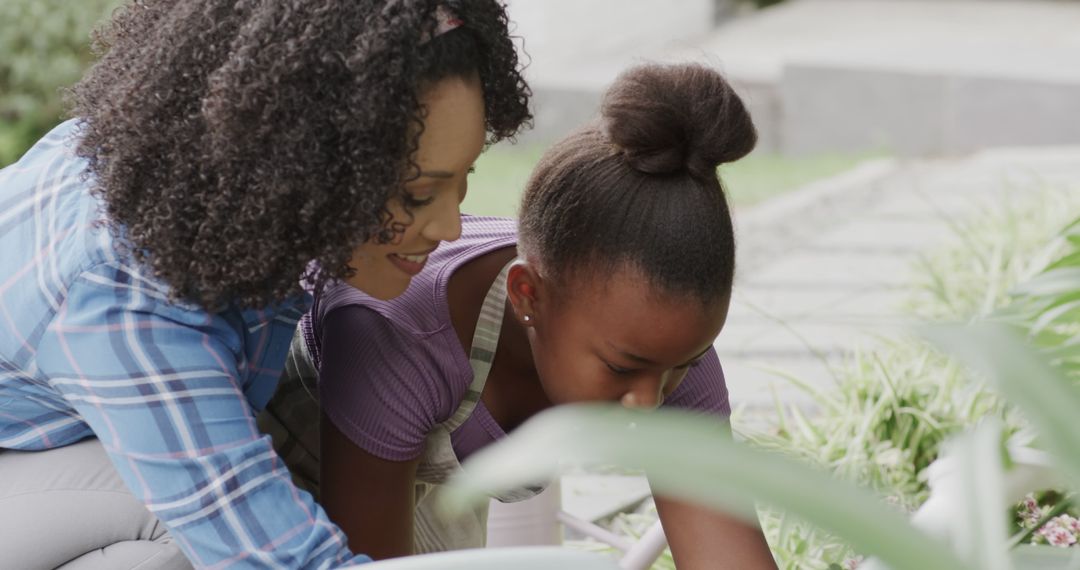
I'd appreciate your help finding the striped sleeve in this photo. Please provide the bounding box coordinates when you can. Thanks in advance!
[34,262,369,569]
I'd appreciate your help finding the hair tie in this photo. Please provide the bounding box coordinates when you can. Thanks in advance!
[421,4,464,44]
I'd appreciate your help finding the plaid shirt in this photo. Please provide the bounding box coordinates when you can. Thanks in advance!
[0,121,368,569]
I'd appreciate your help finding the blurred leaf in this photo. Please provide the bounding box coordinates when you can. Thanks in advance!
[1013,268,1080,298]
[445,404,973,570]
[922,323,1080,492]
[947,421,1011,570]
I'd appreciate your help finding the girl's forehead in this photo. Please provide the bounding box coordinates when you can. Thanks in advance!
[553,271,728,360]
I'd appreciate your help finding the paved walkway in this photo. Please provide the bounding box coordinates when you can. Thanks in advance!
[510,0,1080,153]
[718,148,1080,425]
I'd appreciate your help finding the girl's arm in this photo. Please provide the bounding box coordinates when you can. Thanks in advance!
[320,412,420,560]
[654,352,776,568]
[654,494,777,570]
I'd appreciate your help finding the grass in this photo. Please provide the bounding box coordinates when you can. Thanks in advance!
[461,142,882,218]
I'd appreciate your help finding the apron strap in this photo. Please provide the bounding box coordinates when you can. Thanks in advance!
[439,259,513,433]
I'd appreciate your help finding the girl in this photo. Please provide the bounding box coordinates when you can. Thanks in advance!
[0,1,530,568]
[265,63,777,568]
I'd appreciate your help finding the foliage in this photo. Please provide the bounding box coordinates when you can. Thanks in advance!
[1000,215,1080,384]
[903,186,1080,323]
[443,320,1080,569]
[531,182,1080,569]
[0,0,119,166]
[752,342,1017,509]
[745,185,1080,566]
[445,404,973,570]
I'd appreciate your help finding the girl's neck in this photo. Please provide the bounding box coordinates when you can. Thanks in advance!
[446,246,552,433]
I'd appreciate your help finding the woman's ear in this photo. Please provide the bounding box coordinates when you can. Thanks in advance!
[506,260,544,327]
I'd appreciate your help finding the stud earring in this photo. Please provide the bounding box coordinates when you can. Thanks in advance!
[523,315,533,323]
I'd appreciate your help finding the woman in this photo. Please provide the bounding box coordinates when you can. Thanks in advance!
[266,63,778,568]
[0,1,530,568]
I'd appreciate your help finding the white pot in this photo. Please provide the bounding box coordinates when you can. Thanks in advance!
[1011,544,1080,570]
[352,547,619,570]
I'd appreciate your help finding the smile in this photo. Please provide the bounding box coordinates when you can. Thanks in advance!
[394,253,429,264]
[387,251,433,277]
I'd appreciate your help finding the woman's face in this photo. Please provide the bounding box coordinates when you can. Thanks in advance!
[346,73,487,300]
[509,263,730,409]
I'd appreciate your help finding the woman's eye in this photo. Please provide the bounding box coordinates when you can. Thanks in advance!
[403,193,436,208]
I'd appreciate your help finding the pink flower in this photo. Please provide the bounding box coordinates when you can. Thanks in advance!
[843,555,865,569]
[1037,520,1078,548]
[1062,515,1080,534]
[1018,494,1043,528]
[1021,494,1039,514]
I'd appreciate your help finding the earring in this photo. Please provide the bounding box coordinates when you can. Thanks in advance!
[523,315,533,323]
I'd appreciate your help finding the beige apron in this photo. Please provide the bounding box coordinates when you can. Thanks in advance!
[258,262,543,554]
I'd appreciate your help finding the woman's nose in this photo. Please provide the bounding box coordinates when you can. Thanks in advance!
[421,194,463,243]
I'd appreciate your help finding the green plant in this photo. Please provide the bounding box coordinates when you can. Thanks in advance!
[0,0,119,166]
[451,184,1080,569]
[742,186,1080,566]
[443,322,1080,569]
[903,186,1080,323]
[446,404,971,570]
[751,341,1017,509]
[1000,215,1080,384]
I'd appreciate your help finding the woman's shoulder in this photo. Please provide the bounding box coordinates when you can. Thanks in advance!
[430,214,518,280]
[316,215,517,335]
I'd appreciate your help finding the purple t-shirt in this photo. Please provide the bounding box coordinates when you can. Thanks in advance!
[302,215,731,462]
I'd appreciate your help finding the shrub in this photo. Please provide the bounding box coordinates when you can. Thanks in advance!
[0,0,119,166]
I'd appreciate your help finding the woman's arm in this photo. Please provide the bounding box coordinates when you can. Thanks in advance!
[36,265,364,568]
[320,411,420,559]
[654,494,777,570]
[315,305,449,558]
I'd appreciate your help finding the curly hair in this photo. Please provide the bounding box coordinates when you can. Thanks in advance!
[68,0,531,309]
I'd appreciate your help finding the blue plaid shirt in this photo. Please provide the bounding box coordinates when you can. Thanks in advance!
[0,121,369,569]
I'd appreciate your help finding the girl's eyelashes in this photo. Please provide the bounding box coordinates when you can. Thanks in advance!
[674,359,704,371]
[468,165,477,174]
[605,357,703,375]
[604,361,638,376]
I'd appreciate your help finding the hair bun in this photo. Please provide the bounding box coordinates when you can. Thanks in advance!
[601,63,757,178]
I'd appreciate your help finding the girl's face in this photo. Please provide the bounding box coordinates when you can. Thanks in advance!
[508,263,730,409]
[346,73,487,300]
